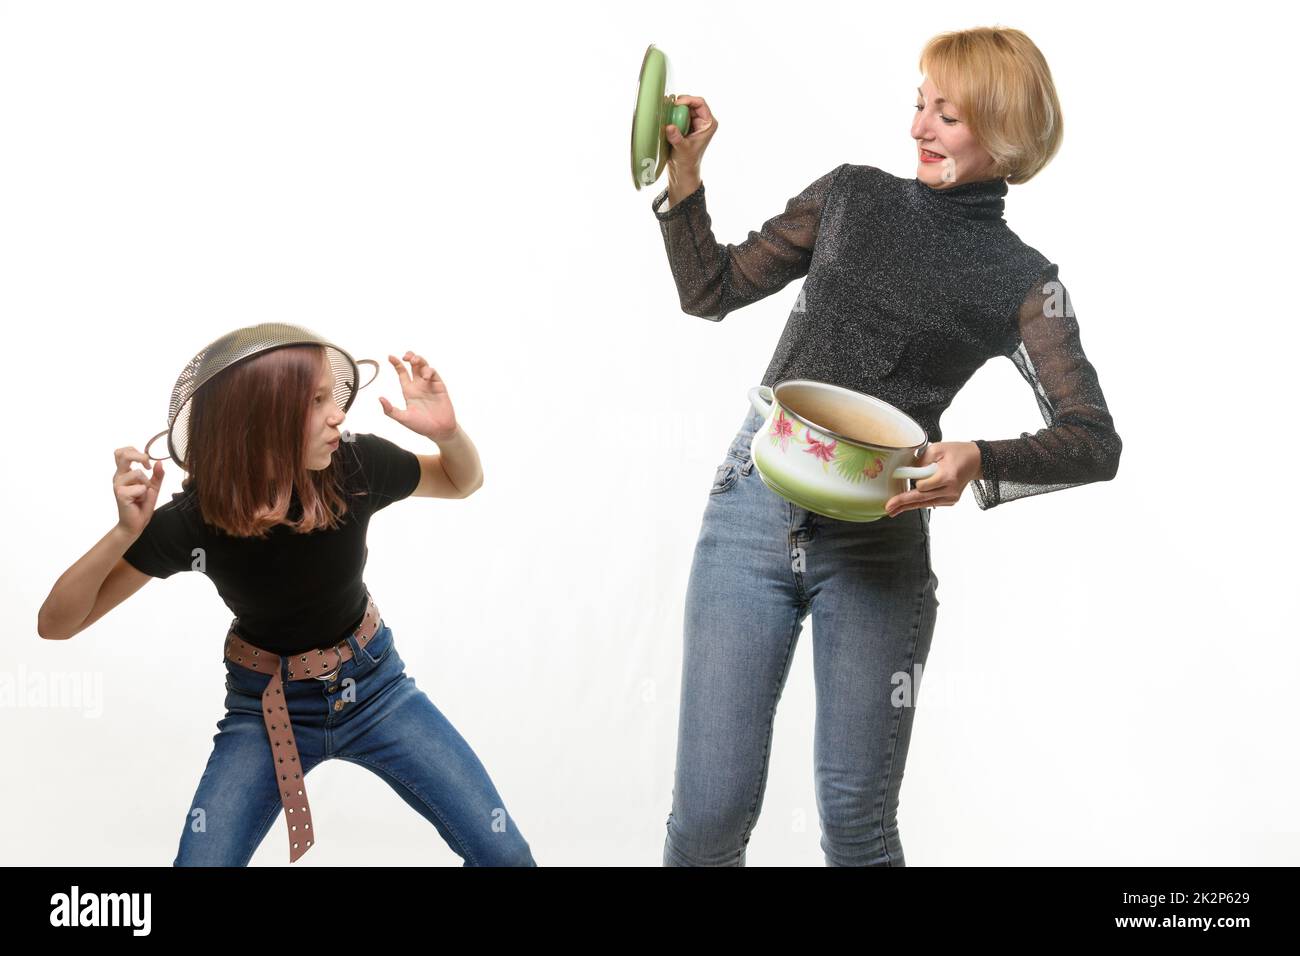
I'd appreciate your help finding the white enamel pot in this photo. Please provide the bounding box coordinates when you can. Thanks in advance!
[747,380,938,522]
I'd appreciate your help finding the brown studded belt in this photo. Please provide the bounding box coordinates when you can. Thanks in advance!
[222,591,382,863]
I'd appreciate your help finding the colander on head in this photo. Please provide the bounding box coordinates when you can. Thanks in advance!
[144,322,379,466]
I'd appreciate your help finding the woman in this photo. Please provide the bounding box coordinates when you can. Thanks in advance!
[652,27,1121,865]
[37,339,536,867]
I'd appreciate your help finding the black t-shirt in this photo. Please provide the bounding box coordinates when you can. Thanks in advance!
[122,431,421,655]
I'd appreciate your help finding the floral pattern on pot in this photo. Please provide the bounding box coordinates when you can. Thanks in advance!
[766,409,888,483]
[767,408,800,452]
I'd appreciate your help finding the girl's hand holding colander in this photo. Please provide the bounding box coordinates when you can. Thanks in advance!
[113,447,164,537]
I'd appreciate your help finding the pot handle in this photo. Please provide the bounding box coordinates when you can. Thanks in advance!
[748,385,774,419]
[892,463,938,480]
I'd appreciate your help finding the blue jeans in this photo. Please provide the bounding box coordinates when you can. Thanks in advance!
[663,406,940,866]
[174,619,536,866]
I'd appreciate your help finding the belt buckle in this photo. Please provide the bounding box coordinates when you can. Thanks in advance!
[313,641,348,681]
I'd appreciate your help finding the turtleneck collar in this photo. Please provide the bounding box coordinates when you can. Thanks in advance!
[912,174,1008,222]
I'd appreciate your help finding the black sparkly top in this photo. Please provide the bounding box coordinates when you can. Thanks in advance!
[652,164,1122,509]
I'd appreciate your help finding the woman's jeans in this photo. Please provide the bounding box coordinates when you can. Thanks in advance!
[664,406,940,867]
[174,619,536,866]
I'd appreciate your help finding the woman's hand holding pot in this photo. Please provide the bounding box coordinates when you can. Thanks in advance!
[884,441,983,517]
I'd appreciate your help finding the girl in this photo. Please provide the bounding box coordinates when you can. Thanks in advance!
[38,335,536,866]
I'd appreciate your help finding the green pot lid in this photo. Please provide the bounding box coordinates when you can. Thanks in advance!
[631,44,690,190]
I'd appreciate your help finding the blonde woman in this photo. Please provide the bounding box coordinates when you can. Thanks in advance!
[652,26,1121,865]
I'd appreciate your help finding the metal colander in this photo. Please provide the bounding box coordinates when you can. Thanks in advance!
[144,322,378,466]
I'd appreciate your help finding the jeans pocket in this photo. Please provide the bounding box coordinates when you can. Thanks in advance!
[711,450,756,493]
[358,622,394,667]
[709,459,741,495]
[224,663,270,698]
[715,419,761,492]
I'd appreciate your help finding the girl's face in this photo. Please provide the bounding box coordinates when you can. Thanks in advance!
[912,76,999,187]
[305,362,347,471]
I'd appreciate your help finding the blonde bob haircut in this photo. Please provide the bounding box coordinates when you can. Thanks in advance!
[919,26,1063,185]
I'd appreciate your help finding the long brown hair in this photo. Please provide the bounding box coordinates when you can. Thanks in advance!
[179,344,353,538]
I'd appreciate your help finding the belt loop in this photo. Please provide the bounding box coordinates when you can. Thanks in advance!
[345,592,370,658]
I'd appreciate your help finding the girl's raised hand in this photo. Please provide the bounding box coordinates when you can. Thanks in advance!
[380,351,459,442]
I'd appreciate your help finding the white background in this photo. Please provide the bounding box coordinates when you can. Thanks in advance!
[3,0,1296,866]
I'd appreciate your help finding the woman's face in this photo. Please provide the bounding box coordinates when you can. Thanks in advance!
[305,362,347,471]
[912,76,999,187]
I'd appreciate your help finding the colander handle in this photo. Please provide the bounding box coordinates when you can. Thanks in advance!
[144,430,173,463]
[356,359,379,390]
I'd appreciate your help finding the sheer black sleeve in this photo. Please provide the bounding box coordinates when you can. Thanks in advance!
[651,164,845,322]
[971,264,1122,509]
